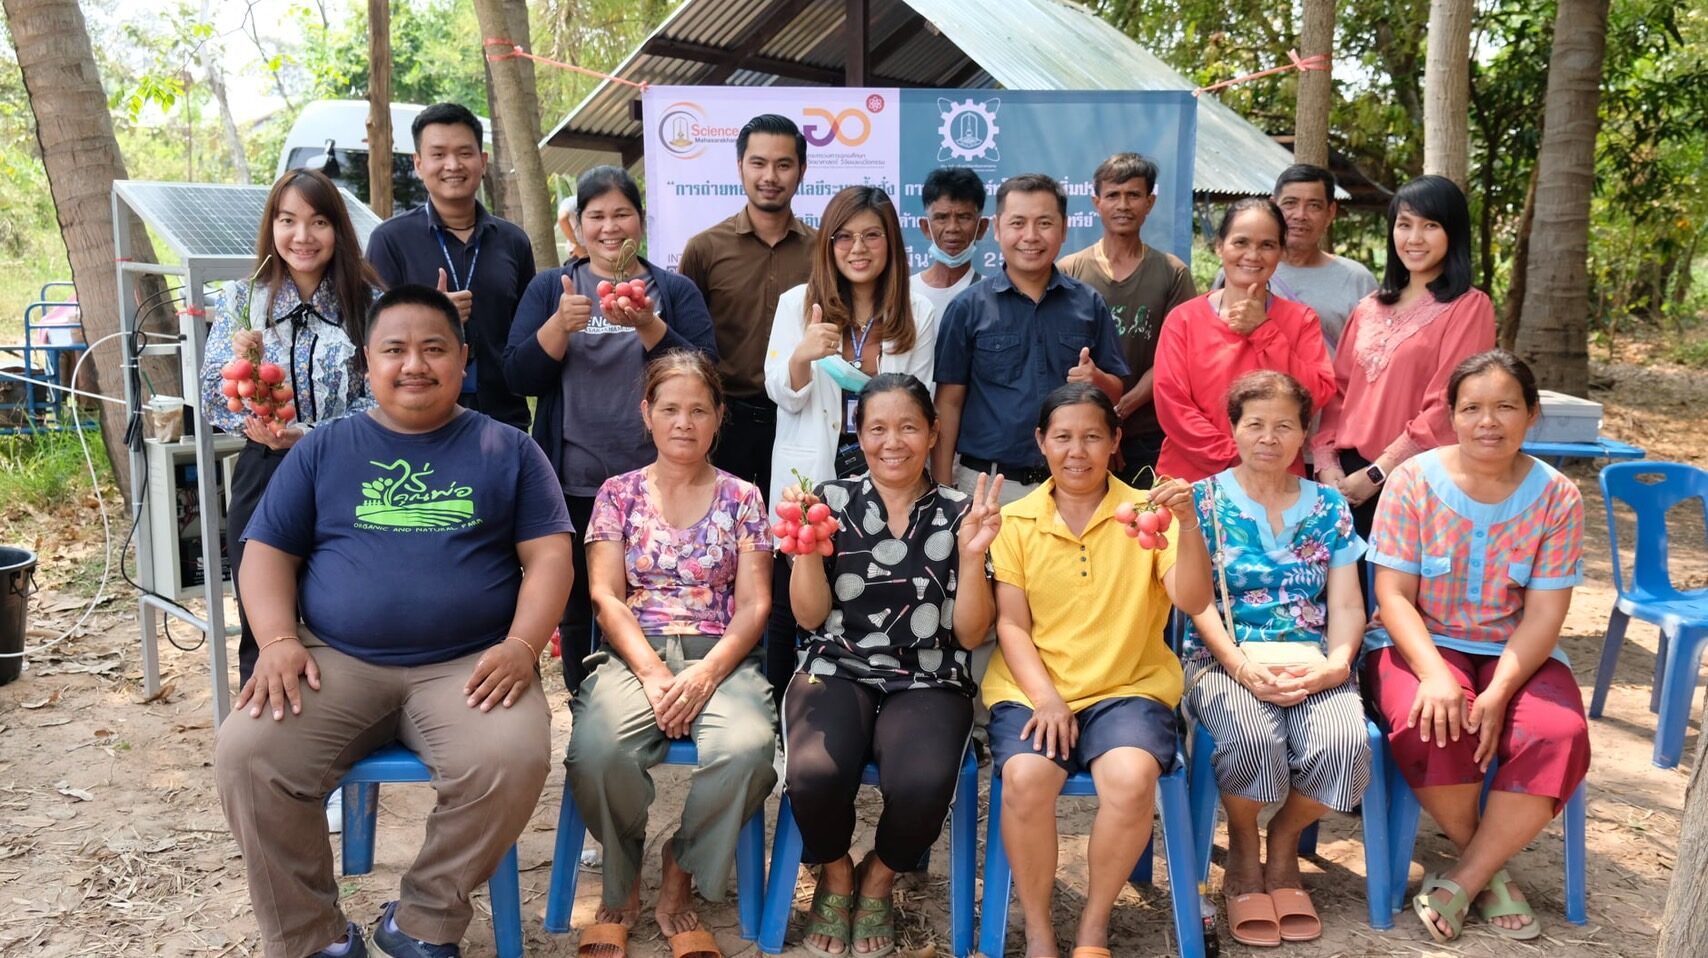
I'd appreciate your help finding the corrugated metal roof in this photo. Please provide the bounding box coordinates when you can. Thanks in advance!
[538,0,1297,197]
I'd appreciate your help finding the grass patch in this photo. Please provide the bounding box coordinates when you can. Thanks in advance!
[0,266,75,346]
[1668,335,1708,368]
[0,426,112,511]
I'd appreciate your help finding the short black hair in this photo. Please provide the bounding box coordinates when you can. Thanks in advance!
[366,284,464,344]
[1037,382,1119,434]
[1215,197,1287,244]
[1447,349,1540,412]
[921,167,986,212]
[1377,174,1475,306]
[1273,163,1337,202]
[854,373,936,432]
[1093,153,1159,195]
[736,114,807,166]
[575,165,644,219]
[996,173,1068,219]
[411,102,483,150]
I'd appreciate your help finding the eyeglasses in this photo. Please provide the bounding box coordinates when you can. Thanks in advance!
[831,228,887,250]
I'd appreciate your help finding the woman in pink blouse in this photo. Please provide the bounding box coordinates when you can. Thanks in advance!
[1154,198,1337,482]
[1312,175,1495,533]
[1364,351,1587,944]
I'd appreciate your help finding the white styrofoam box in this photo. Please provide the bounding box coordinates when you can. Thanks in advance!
[1526,389,1603,444]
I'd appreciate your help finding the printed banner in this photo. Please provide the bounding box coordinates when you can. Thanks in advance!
[641,86,1198,269]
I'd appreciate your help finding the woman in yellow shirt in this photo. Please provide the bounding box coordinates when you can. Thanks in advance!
[985,382,1212,958]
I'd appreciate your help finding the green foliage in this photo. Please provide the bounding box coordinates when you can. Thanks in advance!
[300,0,487,109]
[0,427,112,512]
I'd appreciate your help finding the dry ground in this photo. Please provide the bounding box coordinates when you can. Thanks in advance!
[1,349,1703,958]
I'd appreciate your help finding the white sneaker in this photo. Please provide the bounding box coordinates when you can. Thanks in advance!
[326,789,344,834]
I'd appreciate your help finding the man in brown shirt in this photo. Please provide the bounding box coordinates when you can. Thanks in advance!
[1057,152,1197,485]
[677,113,815,708]
[677,114,816,492]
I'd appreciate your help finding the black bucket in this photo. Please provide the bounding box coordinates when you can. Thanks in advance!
[0,547,37,686]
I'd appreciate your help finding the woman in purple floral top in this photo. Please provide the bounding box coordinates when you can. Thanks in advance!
[1181,371,1369,947]
[564,351,777,958]
[197,169,382,684]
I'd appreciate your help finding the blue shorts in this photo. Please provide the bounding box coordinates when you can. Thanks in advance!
[988,695,1178,775]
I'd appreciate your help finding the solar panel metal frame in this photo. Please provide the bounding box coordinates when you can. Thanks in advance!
[113,180,382,267]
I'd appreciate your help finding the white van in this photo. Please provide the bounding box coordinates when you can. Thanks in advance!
[277,100,493,212]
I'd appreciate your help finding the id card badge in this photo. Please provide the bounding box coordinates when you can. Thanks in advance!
[842,395,860,435]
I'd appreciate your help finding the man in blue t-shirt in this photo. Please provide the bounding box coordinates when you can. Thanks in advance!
[214,285,573,958]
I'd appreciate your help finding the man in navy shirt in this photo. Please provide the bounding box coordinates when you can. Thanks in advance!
[932,173,1128,502]
[367,103,535,430]
[214,285,573,958]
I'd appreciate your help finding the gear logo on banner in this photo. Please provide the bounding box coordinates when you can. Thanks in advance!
[937,97,1000,163]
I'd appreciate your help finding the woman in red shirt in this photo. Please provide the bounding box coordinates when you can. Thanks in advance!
[1153,199,1336,482]
[1312,175,1495,535]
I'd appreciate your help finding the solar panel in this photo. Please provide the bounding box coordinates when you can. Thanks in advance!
[113,181,383,260]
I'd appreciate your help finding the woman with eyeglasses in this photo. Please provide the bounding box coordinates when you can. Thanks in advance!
[764,186,938,524]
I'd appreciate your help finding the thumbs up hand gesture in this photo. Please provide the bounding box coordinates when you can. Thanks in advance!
[553,274,592,335]
[437,268,474,324]
[793,304,842,363]
[1221,283,1268,336]
[1065,346,1098,384]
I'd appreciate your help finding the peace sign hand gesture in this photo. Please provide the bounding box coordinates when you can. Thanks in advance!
[957,471,1005,557]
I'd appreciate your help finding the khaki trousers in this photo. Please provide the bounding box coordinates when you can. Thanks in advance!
[214,637,550,958]
[565,635,778,908]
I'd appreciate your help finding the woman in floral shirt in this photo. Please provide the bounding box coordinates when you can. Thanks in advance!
[563,350,777,958]
[197,168,382,684]
[1182,370,1368,948]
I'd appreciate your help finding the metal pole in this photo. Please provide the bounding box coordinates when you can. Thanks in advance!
[188,269,231,723]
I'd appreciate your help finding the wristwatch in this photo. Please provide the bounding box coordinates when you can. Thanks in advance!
[1365,462,1386,486]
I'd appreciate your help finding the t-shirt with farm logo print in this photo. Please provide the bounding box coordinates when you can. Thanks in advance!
[243,409,573,666]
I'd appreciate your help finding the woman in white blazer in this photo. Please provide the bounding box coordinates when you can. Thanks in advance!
[765,185,937,520]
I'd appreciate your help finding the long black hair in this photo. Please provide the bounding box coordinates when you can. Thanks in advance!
[1377,175,1474,306]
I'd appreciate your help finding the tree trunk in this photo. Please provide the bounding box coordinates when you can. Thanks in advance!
[483,56,523,225]
[202,0,250,184]
[5,0,175,505]
[1499,162,1540,351]
[1423,0,1472,190]
[1660,730,1708,953]
[1514,0,1609,396]
[472,0,557,268]
[1293,0,1334,168]
[366,0,394,217]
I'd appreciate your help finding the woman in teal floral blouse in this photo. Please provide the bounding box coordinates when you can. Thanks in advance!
[1181,370,1369,948]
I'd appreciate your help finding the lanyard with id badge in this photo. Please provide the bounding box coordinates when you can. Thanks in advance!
[819,319,877,477]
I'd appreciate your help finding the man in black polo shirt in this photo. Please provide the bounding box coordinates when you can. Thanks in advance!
[367,102,535,430]
[932,173,1128,503]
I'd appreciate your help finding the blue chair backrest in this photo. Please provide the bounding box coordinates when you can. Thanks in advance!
[1599,461,1708,600]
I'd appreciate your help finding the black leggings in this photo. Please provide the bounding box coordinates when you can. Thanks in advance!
[557,494,599,694]
[226,441,288,687]
[782,673,973,872]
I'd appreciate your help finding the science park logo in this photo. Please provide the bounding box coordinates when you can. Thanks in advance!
[657,101,743,160]
[937,97,1000,163]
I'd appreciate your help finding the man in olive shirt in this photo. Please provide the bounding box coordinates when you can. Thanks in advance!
[1057,153,1196,485]
[677,114,816,492]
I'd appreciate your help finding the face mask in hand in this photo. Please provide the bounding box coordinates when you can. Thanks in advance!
[925,222,977,269]
[815,355,872,393]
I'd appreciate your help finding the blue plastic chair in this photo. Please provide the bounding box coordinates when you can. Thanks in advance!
[977,754,1204,958]
[339,743,524,958]
[759,748,978,956]
[1185,719,1394,929]
[543,738,767,939]
[1374,738,1587,924]
[1591,461,1708,768]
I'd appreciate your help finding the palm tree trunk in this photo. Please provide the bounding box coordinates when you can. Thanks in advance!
[4,0,175,505]
[1293,0,1334,168]
[472,0,557,269]
[367,0,394,218]
[1423,0,1472,189]
[1514,0,1610,395]
[1661,731,1708,953]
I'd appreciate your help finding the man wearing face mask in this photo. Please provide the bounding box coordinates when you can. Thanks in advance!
[1058,153,1196,485]
[912,167,989,320]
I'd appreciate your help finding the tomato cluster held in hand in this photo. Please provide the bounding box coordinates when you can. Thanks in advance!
[595,279,651,314]
[1113,500,1173,550]
[219,353,297,435]
[773,500,838,557]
